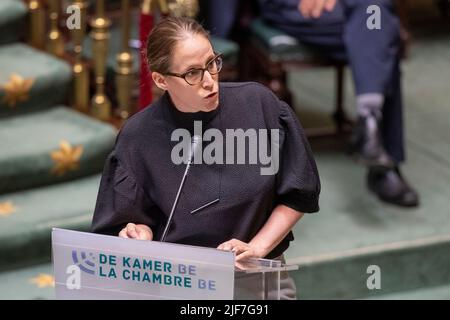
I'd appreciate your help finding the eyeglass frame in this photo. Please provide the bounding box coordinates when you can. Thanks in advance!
[164,53,223,85]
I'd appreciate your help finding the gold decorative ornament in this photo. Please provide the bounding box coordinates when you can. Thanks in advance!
[0,201,17,217]
[1,74,34,107]
[167,0,199,18]
[30,274,55,288]
[142,0,170,14]
[50,140,84,176]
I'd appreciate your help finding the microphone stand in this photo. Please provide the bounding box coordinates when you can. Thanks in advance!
[160,136,201,242]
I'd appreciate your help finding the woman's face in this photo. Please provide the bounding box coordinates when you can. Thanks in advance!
[153,34,219,113]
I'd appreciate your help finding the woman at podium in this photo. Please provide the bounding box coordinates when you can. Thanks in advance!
[91,17,321,300]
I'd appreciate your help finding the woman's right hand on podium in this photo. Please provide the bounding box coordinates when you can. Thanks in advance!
[118,223,153,240]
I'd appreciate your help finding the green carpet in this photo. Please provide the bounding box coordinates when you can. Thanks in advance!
[284,24,450,299]
[0,2,449,300]
[0,263,55,300]
[0,174,102,271]
[0,0,116,285]
[0,106,116,194]
[367,282,450,300]
[0,43,71,116]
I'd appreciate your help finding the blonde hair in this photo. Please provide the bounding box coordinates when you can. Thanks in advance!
[146,17,210,74]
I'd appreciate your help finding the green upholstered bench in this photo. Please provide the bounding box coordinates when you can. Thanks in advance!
[241,18,351,136]
[0,43,72,117]
[0,0,26,45]
[0,106,116,194]
[211,36,239,81]
[0,174,102,271]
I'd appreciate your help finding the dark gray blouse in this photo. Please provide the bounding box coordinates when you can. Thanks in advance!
[91,82,320,258]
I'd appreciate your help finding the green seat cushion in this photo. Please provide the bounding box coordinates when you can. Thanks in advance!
[0,106,116,194]
[0,0,26,45]
[211,36,239,65]
[0,44,72,115]
[249,18,323,62]
[0,175,101,271]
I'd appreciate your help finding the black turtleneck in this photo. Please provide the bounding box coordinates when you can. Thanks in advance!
[164,91,220,134]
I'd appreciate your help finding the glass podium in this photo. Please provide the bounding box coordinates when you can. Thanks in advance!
[52,228,299,300]
[234,258,299,300]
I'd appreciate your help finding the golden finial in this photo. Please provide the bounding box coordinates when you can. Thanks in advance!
[70,1,90,113]
[115,0,134,122]
[47,0,65,57]
[27,0,46,49]
[90,0,112,121]
[168,0,199,18]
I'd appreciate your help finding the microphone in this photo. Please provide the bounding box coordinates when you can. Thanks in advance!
[160,135,202,242]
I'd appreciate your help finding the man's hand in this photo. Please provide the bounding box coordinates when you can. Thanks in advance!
[119,223,153,240]
[298,0,337,18]
[217,238,266,262]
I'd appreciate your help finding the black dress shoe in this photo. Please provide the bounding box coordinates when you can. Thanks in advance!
[349,115,394,168]
[367,166,419,207]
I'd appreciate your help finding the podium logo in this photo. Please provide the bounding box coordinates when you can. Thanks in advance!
[71,250,96,275]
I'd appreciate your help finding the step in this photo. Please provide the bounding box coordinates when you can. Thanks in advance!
[284,101,450,299]
[0,262,55,300]
[283,29,450,299]
[0,106,116,194]
[0,0,27,45]
[0,174,103,271]
[288,231,450,299]
[1,264,449,300]
[284,141,450,299]
[0,43,71,115]
[368,282,450,300]
[2,263,450,300]
[284,141,450,300]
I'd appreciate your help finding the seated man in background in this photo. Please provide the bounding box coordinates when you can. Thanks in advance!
[259,0,419,207]
[199,0,240,38]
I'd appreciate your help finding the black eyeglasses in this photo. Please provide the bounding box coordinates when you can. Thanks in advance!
[165,53,223,85]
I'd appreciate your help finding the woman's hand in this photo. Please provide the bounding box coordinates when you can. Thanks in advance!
[298,0,337,18]
[118,223,153,240]
[217,238,266,262]
[217,205,304,265]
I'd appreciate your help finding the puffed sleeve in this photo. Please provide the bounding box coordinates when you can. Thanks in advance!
[90,150,159,236]
[276,101,321,213]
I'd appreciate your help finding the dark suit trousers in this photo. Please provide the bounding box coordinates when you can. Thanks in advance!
[260,0,405,162]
